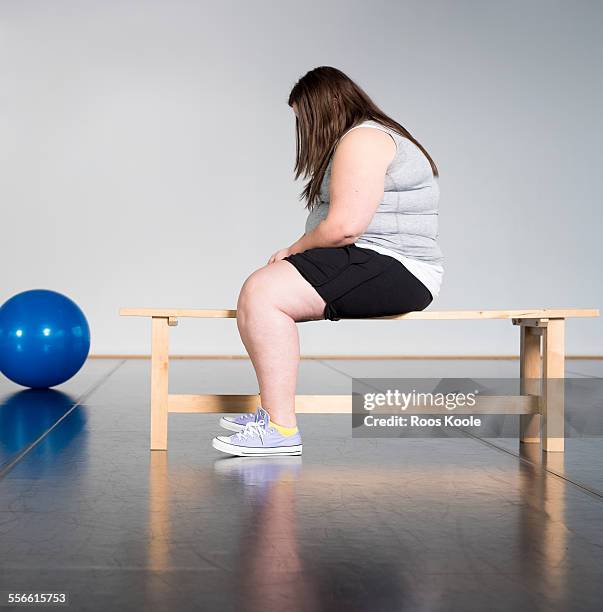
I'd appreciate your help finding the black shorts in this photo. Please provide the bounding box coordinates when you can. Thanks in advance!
[284,244,433,321]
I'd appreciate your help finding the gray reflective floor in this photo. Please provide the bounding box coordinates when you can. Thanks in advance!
[0,358,602,612]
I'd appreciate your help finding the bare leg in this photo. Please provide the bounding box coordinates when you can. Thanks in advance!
[236,260,326,427]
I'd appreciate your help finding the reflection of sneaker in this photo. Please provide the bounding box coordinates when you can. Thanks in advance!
[214,456,302,486]
[212,408,302,457]
[219,407,260,432]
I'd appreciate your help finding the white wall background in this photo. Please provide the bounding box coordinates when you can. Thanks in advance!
[1,0,601,355]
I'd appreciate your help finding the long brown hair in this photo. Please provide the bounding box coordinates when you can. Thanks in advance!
[288,66,438,209]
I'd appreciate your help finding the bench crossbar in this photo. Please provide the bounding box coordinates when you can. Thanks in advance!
[167,393,539,415]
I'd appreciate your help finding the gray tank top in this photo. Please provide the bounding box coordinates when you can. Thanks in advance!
[305,120,443,265]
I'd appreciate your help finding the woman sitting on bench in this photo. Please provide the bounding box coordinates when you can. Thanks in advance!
[212,66,444,457]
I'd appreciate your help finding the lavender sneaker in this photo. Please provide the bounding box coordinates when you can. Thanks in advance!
[212,408,302,457]
[219,407,260,432]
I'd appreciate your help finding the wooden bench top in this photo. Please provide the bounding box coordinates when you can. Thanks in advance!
[120,308,599,320]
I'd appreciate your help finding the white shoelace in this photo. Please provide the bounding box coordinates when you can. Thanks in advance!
[235,421,273,442]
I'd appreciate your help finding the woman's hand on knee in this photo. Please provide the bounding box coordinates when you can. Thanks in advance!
[268,247,292,265]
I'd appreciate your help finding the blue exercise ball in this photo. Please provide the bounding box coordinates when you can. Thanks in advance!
[0,289,90,388]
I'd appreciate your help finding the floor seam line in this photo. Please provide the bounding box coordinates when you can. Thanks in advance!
[566,368,600,379]
[0,359,126,480]
[316,359,360,382]
[462,430,603,501]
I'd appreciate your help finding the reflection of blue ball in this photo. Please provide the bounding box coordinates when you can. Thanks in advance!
[0,290,90,388]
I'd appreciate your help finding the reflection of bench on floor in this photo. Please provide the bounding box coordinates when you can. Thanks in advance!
[119,308,599,453]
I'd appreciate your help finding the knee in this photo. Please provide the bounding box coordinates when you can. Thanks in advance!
[237,269,271,323]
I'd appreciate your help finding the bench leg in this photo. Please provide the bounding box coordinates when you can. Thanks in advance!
[151,317,170,451]
[542,319,565,452]
[520,325,541,444]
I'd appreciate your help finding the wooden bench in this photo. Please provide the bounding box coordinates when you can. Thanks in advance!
[119,308,599,453]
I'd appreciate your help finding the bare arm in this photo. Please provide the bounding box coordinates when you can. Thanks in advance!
[268,127,396,263]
